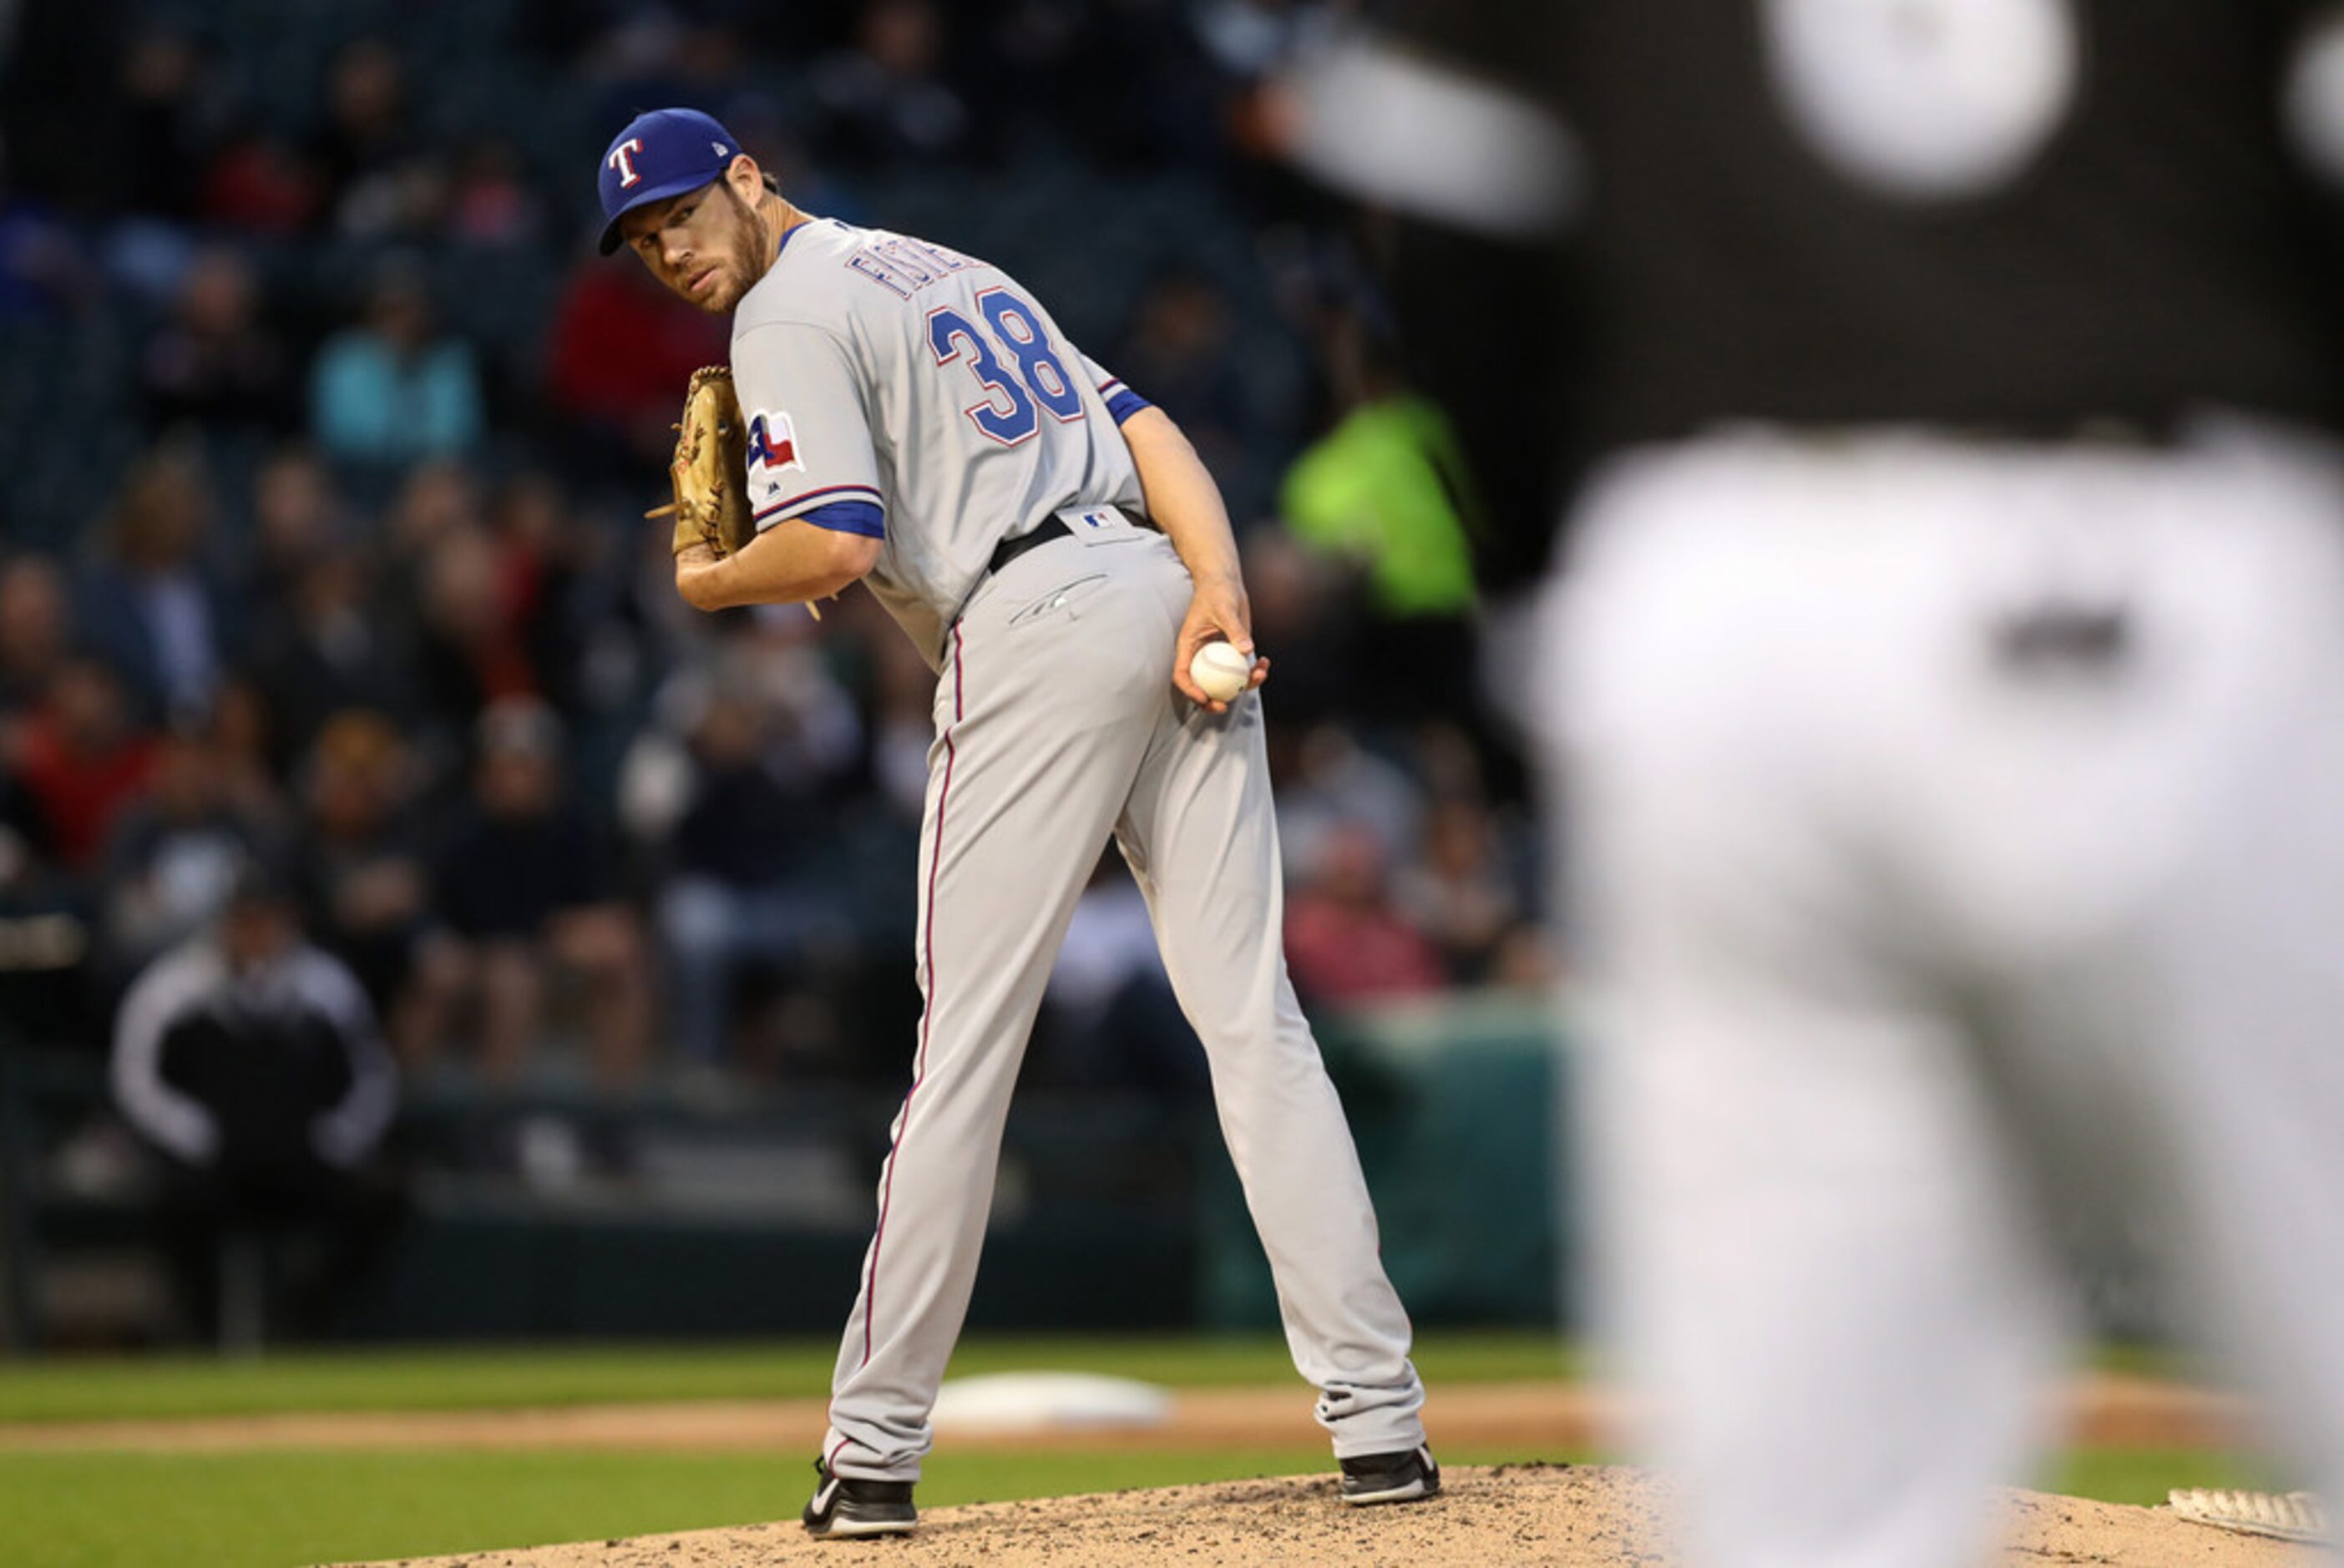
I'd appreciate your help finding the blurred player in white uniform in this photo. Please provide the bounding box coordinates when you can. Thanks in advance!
[595,108,1435,1540]
[1283,3,2344,1564]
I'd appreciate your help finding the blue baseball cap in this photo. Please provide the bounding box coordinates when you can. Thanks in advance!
[596,108,742,255]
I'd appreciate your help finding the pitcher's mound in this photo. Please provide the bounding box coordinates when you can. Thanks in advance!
[338,1464,2321,1566]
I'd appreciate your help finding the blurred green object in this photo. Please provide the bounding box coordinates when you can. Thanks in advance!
[1279,396,1482,617]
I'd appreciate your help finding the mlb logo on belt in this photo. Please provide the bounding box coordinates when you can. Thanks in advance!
[750,412,806,474]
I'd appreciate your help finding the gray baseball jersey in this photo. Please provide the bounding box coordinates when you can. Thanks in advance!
[725,216,1426,1486]
[730,218,1148,670]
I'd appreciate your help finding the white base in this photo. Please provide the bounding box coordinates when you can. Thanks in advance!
[931,1372,1172,1434]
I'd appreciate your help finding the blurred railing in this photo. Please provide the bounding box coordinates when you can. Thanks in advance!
[0,994,1573,1353]
[0,1043,1209,1351]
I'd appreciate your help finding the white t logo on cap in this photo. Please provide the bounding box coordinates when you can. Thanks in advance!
[608,137,645,189]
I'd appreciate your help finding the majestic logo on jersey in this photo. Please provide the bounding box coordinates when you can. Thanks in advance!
[748,412,805,476]
[607,138,645,189]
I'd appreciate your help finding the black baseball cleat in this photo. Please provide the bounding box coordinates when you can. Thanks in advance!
[1338,1444,1442,1505]
[802,1458,918,1539]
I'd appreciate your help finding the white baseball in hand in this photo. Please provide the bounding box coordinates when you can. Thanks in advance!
[1190,641,1254,703]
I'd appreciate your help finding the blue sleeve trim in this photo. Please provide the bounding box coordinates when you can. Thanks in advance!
[1103,387,1152,425]
[792,499,887,539]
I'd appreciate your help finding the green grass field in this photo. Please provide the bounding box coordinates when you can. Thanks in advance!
[0,1334,2269,1568]
[0,1444,1571,1568]
[0,1330,1572,1425]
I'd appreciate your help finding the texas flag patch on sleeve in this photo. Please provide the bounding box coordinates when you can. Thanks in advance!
[747,411,805,483]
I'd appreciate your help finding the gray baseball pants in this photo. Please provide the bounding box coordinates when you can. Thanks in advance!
[820,517,1426,1480]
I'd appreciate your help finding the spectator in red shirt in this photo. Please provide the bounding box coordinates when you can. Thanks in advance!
[200,125,320,235]
[1283,820,1445,1006]
[8,658,159,873]
[544,255,727,472]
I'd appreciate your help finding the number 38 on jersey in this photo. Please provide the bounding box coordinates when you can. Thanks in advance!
[926,287,1085,447]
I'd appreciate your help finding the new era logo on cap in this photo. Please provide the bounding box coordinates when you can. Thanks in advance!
[595,107,740,254]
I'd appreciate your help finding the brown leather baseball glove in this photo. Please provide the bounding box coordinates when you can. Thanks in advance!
[649,365,755,559]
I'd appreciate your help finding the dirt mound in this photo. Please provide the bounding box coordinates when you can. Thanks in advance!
[332,1464,2318,1567]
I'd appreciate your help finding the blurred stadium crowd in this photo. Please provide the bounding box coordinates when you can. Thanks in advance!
[0,0,1547,1145]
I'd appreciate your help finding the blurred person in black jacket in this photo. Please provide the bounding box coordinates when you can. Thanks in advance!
[293,710,437,1038]
[656,676,843,1070]
[246,544,419,776]
[135,247,297,437]
[110,857,402,1342]
[418,699,651,1085]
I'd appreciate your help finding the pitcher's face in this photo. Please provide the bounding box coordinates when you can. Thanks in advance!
[622,174,767,315]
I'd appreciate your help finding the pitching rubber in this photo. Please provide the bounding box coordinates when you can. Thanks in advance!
[2168,1488,2331,1545]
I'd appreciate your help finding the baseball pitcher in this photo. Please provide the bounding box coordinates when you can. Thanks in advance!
[595,108,1436,1540]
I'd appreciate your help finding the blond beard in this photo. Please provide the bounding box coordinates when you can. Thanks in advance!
[706,180,775,313]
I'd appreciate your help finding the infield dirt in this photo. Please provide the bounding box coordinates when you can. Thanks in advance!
[332,1464,2317,1566]
[0,1371,2247,1453]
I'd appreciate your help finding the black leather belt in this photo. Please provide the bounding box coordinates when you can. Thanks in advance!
[985,516,1072,578]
